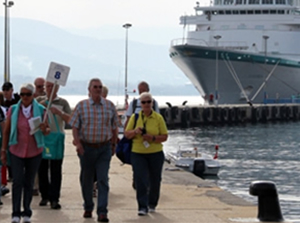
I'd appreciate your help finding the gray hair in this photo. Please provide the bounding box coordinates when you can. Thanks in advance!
[88,78,102,89]
[20,83,35,94]
[139,92,153,101]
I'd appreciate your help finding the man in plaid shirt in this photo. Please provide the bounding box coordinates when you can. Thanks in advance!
[69,78,118,223]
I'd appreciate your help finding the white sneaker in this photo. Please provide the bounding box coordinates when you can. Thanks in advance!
[148,207,156,213]
[138,209,148,216]
[11,216,20,223]
[23,216,31,223]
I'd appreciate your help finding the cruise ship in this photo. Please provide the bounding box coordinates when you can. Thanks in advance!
[170,0,300,104]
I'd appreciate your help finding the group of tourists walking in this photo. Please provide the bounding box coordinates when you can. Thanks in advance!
[0,78,168,223]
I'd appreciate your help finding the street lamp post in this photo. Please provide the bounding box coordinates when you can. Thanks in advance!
[123,23,132,109]
[3,0,14,83]
[214,35,221,107]
[262,35,269,101]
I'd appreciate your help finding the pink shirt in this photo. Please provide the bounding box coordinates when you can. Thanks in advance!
[7,107,43,158]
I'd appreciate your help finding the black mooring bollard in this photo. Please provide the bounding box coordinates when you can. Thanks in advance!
[249,181,283,222]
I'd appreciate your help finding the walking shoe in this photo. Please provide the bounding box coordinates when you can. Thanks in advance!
[138,209,148,216]
[148,207,156,213]
[1,186,10,196]
[0,201,3,205]
[22,216,31,223]
[39,199,48,206]
[83,211,92,218]
[11,216,20,223]
[51,201,61,209]
[97,214,109,223]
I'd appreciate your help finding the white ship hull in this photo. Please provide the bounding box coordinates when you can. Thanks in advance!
[170,1,300,104]
[170,45,300,104]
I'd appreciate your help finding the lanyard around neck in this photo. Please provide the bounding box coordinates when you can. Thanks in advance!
[141,111,153,129]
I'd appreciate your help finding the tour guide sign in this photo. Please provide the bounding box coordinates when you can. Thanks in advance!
[45,61,70,117]
[47,61,70,86]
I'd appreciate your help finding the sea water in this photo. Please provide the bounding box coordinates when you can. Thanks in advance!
[63,95,300,222]
[164,123,300,222]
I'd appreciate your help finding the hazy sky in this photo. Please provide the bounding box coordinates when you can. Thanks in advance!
[1,0,209,29]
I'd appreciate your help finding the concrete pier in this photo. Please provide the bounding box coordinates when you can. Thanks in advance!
[0,130,257,223]
[160,103,300,128]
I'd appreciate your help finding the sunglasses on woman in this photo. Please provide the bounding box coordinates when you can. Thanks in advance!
[141,100,152,104]
[20,92,33,97]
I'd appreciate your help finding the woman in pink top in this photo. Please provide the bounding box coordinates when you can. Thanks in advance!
[0,83,50,223]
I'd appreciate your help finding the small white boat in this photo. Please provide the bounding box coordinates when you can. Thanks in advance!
[165,145,221,176]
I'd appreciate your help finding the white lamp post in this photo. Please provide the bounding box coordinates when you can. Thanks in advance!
[123,23,132,108]
[3,0,14,82]
[214,35,222,107]
[262,35,269,101]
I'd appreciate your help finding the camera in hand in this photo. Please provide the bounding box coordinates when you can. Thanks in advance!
[141,127,146,135]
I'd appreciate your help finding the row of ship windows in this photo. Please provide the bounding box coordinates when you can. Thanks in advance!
[205,9,294,14]
[216,0,292,5]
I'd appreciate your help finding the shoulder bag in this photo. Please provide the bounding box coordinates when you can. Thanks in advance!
[116,113,138,164]
[43,115,65,160]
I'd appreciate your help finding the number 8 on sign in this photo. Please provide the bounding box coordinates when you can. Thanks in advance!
[46,62,70,86]
[54,71,61,79]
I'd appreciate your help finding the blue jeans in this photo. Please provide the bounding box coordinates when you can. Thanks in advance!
[131,151,164,211]
[10,153,42,217]
[78,143,111,216]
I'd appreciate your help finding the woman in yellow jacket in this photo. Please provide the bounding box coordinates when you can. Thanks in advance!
[125,92,168,216]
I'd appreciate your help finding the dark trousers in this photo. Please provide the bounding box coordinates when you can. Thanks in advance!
[38,158,63,202]
[10,153,42,217]
[131,151,164,211]
[78,143,111,216]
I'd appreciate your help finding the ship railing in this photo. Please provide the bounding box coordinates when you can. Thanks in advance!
[171,38,209,47]
[210,41,249,50]
[171,38,248,50]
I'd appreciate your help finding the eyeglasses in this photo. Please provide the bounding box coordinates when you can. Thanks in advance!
[20,92,33,97]
[36,85,44,88]
[93,85,103,89]
[2,88,10,91]
[141,100,152,104]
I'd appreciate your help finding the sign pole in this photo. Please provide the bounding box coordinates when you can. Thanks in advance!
[43,80,58,123]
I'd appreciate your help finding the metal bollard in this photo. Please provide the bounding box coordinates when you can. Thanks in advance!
[249,180,283,222]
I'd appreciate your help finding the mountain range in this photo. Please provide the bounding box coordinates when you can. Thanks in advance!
[0,17,199,96]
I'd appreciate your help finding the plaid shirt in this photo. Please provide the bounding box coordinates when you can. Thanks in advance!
[69,97,118,143]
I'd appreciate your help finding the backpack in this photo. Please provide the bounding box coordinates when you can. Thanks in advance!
[132,98,157,113]
[116,113,139,164]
